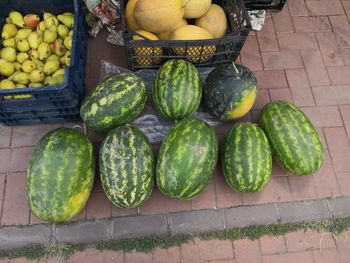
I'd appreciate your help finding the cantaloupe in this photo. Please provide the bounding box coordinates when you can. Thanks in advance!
[183,0,212,19]
[157,19,188,40]
[171,25,216,63]
[195,4,227,39]
[134,0,184,34]
[133,30,163,66]
[125,0,140,32]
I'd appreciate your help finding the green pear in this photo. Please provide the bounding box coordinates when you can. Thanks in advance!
[16,84,27,88]
[29,82,42,88]
[43,12,54,20]
[44,75,64,86]
[52,68,65,78]
[63,12,74,17]
[33,59,44,71]
[38,42,51,61]
[0,79,15,91]
[57,14,74,28]
[1,47,16,62]
[13,62,22,71]
[60,50,71,67]
[1,23,17,40]
[43,26,57,44]
[22,60,37,73]
[44,15,59,28]
[8,11,25,28]
[28,32,42,49]
[8,71,22,81]
[53,39,66,56]
[37,21,46,32]
[69,30,73,37]
[47,54,60,61]
[0,59,6,65]
[12,72,30,85]
[24,14,40,29]
[29,69,45,83]
[16,52,29,64]
[63,36,72,50]
[57,24,69,38]
[3,38,15,48]
[43,60,60,75]
[15,28,32,39]
[0,61,15,76]
[29,50,39,60]
[16,39,30,52]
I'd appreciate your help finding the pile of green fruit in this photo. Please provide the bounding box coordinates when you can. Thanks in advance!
[0,11,74,99]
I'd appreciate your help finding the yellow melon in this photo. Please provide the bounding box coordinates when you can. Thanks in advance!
[157,19,188,40]
[133,30,163,66]
[183,0,212,19]
[171,25,216,63]
[134,0,184,34]
[125,0,140,32]
[195,4,227,38]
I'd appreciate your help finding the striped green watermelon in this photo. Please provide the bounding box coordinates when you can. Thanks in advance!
[100,125,154,208]
[156,117,218,199]
[153,59,202,120]
[80,73,147,132]
[259,101,324,176]
[26,128,95,222]
[222,123,272,193]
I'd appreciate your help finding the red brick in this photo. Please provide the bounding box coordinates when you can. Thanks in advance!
[10,147,33,172]
[262,51,303,70]
[251,109,261,123]
[288,0,309,16]
[30,212,46,225]
[257,18,279,52]
[293,16,331,32]
[335,230,350,249]
[153,246,180,263]
[242,177,291,205]
[285,69,315,106]
[86,192,111,219]
[340,105,350,138]
[139,188,191,215]
[0,174,5,200]
[69,248,124,263]
[254,70,288,89]
[272,5,294,32]
[213,167,242,208]
[70,207,87,222]
[112,206,138,217]
[288,175,317,201]
[0,149,11,173]
[341,47,350,65]
[312,85,350,105]
[338,248,350,263]
[285,230,335,252]
[343,0,350,17]
[277,32,318,50]
[330,16,350,47]
[301,50,331,86]
[0,126,12,148]
[328,66,350,84]
[191,180,216,210]
[253,89,270,109]
[301,106,343,127]
[269,88,293,103]
[234,239,261,263]
[313,150,341,198]
[9,258,37,263]
[336,172,350,196]
[271,160,289,177]
[313,249,340,263]
[209,260,236,263]
[306,0,344,16]
[2,172,30,225]
[316,32,344,67]
[316,127,327,150]
[324,128,350,173]
[181,240,234,262]
[263,251,314,263]
[240,36,263,70]
[259,235,286,255]
[125,252,151,263]
[11,125,60,148]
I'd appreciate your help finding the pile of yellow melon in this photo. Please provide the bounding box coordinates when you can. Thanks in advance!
[125,0,228,65]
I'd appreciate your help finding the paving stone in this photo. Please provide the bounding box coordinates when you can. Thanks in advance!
[125,252,152,263]
[271,160,289,177]
[312,85,350,106]
[9,147,33,172]
[288,0,309,16]
[301,50,331,86]
[0,126,12,148]
[285,69,315,106]
[316,127,327,150]
[343,0,350,17]
[0,149,11,173]
[240,35,263,70]
[301,106,343,127]
[339,248,350,263]
[327,66,350,84]
[269,88,293,102]
[336,172,350,196]
[278,200,331,223]
[11,125,60,148]
[86,192,111,219]
[339,105,350,138]
[263,251,314,263]
[191,180,216,210]
[277,32,318,50]
[316,32,345,67]
[330,16,350,47]
[313,249,341,263]
[327,197,350,217]
[225,204,278,228]
[0,224,50,249]
[288,176,317,201]
[54,220,112,243]
[170,209,224,234]
[257,18,279,52]
[209,260,236,263]
[285,230,335,252]
[111,206,138,218]
[113,214,167,239]
[306,0,344,16]
[272,5,294,32]
[68,248,124,263]
[254,69,288,89]
[293,16,331,32]
[335,230,350,249]
[253,89,270,109]
[262,50,303,69]
[0,174,5,200]
[153,247,180,263]
[259,235,286,255]
[341,47,350,66]
[234,239,261,263]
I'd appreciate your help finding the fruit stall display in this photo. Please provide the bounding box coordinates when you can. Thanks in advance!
[244,0,287,11]
[0,0,88,125]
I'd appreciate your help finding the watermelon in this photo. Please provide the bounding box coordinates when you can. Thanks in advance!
[153,59,202,120]
[222,123,272,193]
[26,128,95,222]
[259,101,324,176]
[203,63,257,121]
[100,125,154,208]
[156,117,218,199]
[80,73,147,132]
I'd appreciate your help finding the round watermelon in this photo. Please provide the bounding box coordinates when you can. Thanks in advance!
[156,117,218,199]
[222,123,272,192]
[26,128,95,222]
[100,125,154,208]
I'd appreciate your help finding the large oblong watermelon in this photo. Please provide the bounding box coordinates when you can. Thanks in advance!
[26,128,95,222]
[156,117,218,199]
[222,123,272,193]
[100,125,154,208]
[153,59,202,120]
[80,73,147,132]
[259,101,324,176]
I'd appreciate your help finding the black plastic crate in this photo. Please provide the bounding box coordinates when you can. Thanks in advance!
[244,0,287,11]
[120,0,251,70]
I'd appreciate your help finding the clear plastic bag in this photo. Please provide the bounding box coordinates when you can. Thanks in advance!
[99,60,223,144]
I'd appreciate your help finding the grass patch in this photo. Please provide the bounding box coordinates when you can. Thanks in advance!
[0,217,349,260]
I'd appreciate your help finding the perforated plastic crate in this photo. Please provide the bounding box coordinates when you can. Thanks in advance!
[244,0,287,11]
